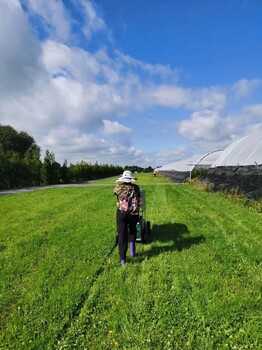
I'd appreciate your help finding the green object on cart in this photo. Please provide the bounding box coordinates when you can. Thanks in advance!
[136,189,146,242]
[140,189,146,211]
[136,219,142,241]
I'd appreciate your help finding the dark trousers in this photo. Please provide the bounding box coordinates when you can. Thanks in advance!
[116,209,139,260]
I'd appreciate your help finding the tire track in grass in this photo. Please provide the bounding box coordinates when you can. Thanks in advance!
[55,241,117,344]
[0,190,106,330]
[172,186,262,323]
[165,185,261,286]
[183,186,262,260]
[168,189,261,348]
[150,184,188,225]
[1,186,118,348]
[172,184,261,245]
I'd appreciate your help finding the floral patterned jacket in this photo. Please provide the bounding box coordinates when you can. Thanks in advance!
[114,183,141,215]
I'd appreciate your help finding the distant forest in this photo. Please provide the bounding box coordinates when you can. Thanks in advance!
[0,125,124,189]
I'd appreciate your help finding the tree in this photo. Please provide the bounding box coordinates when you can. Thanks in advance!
[41,150,61,185]
[23,148,42,186]
[60,160,69,183]
[16,131,39,157]
[0,124,39,157]
[0,145,8,188]
[143,166,154,173]
[0,125,42,188]
[0,125,18,152]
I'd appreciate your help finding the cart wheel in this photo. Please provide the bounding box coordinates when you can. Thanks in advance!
[146,221,151,236]
[142,221,151,244]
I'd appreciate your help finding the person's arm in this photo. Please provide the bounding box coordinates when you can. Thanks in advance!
[114,184,123,204]
[114,184,121,196]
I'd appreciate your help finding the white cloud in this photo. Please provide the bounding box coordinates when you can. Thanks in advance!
[245,123,262,135]
[102,120,132,135]
[21,0,71,42]
[43,127,105,151]
[40,126,143,165]
[143,85,226,111]
[115,51,179,81]
[145,85,189,108]
[243,104,262,116]
[21,0,108,43]
[41,40,101,82]
[150,147,187,166]
[233,78,262,99]
[178,110,227,142]
[81,0,106,39]
[0,0,43,96]
[188,87,226,111]
[40,41,142,119]
[232,104,262,138]
[177,101,262,155]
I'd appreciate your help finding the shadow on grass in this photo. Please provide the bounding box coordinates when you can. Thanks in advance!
[135,223,205,260]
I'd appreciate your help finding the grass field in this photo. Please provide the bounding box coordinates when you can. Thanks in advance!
[0,174,261,349]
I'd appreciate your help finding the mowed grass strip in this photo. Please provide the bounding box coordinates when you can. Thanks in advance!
[0,174,261,350]
[0,186,116,349]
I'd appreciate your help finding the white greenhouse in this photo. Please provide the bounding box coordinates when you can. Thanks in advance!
[211,133,262,167]
[156,133,262,197]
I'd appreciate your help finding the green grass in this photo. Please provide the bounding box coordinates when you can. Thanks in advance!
[0,174,261,349]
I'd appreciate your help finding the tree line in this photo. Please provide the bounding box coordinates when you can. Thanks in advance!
[0,125,124,189]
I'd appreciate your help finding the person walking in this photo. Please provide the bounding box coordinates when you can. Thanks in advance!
[114,170,142,266]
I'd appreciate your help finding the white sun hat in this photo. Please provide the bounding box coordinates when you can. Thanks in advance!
[116,170,136,183]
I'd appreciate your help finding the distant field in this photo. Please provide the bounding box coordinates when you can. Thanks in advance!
[0,174,261,349]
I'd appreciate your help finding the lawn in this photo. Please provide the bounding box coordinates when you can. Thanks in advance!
[0,174,261,349]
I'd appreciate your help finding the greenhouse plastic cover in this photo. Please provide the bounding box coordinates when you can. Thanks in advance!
[156,150,223,172]
[156,159,195,171]
[195,150,223,167]
[156,157,200,172]
[211,133,262,167]
[156,133,262,172]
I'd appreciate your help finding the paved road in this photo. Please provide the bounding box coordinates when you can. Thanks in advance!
[0,182,114,196]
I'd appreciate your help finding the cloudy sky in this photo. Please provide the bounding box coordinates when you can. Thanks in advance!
[0,0,262,167]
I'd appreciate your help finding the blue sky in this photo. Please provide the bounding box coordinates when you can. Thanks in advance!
[0,0,262,167]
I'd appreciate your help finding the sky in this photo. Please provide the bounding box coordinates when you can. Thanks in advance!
[0,0,262,168]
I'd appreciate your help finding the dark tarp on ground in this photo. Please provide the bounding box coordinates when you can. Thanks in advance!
[159,165,262,199]
[204,165,262,199]
[158,170,190,183]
